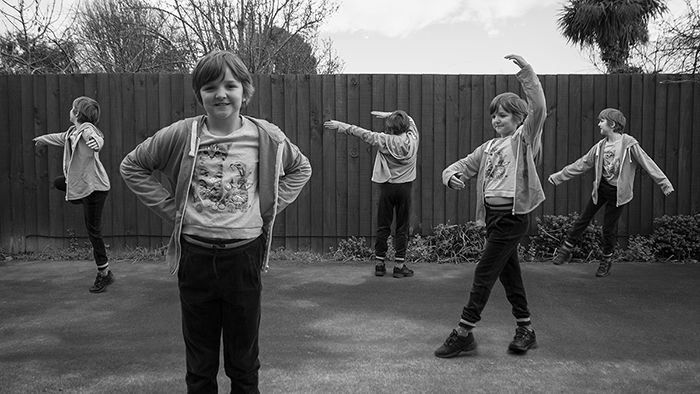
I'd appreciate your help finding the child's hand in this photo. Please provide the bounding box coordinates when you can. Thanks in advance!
[323,120,350,132]
[505,54,529,69]
[448,174,466,190]
[371,111,392,119]
[547,174,556,185]
[663,188,673,196]
[33,137,47,147]
[86,136,100,151]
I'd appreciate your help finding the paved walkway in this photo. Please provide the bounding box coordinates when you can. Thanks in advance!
[1,259,699,393]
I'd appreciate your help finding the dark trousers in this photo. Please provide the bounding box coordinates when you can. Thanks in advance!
[178,236,264,394]
[461,208,530,325]
[375,182,412,260]
[566,179,625,255]
[54,176,108,268]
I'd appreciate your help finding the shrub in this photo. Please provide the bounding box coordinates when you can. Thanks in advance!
[650,214,700,262]
[614,235,655,263]
[330,236,373,261]
[527,213,602,261]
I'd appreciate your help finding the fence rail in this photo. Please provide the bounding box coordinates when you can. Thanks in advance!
[1,73,698,253]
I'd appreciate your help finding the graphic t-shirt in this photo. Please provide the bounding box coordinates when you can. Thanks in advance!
[602,138,623,186]
[484,136,516,198]
[182,118,262,240]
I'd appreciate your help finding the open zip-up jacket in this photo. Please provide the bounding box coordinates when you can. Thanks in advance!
[441,64,547,225]
[549,134,673,206]
[34,122,110,201]
[120,115,312,274]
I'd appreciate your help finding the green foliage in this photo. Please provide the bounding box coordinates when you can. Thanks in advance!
[650,214,700,261]
[615,235,656,263]
[527,213,602,261]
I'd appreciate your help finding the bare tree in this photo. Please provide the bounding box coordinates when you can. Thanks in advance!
[631,0,700,74]
[75,0,190,72]
[152,0,343,74]
[0,0,79,73]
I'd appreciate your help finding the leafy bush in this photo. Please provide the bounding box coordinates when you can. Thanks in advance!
[527,213,602,261]
[615,235,655,263]
[330,236,373,261]
[650,214,700,262]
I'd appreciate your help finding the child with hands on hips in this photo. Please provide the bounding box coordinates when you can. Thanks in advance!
[436,54,546,358]
[324,110,419,278]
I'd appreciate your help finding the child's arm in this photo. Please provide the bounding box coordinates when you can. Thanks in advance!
[630,145,674,195]
[441,143,487,189]
[323,112,418,160]
[548,144,597,185]
[33,132,67,147]
[276,137,312,213]
[81,126,104,152]
[507,55,546,149]
[120,127,180,222]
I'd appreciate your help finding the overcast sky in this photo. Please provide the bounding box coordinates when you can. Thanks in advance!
[320,0,689,74]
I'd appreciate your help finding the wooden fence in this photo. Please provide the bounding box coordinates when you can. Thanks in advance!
[1,73,699,253]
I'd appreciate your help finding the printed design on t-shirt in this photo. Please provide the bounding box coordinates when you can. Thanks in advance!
[603,148,620,179]
[485,143,510,182]
[192,143,253,213]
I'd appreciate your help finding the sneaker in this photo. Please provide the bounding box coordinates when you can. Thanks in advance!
[393,265,414,278]
[552,245,572,265]
[508,326,537,354]
[89,271,114,293]
[375,263,386,277]
[596,258,612,277]
[434,330,477,358]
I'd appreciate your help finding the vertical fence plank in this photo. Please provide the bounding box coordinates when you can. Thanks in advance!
[541,75,557,218]
[409,75,423,233]
[322,75,337,252]
[144,74,163,247]
[8,76,25,251]
[433,75,447,227]
[692,80,700,215]
[132,74,150,247]
[555,75,570,216]
[283,75,299,249]
[444,75,459,225]
[358,75,373,239]
[469,75,484,222]
[0,76,12,250]
[639,75,656,234]
[678,79,693,215]
[420,75,435,232]
[369,74,383,243]
[627,74,644,234]
[653,76,668,220]
[664,78,680,216]
[297,75,312,248]
[32,75,50,249]
[334,75,348,242]
[309,75,324,251]
[346,75,360,238]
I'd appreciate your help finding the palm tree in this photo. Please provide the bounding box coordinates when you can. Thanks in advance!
[558,0,668,73]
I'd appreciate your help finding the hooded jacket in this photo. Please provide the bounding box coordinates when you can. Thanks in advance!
[34,122,110,201]
[549,134,673,206]
[344,116,419,183]
[120,115,312,274]
[441,64,547,225]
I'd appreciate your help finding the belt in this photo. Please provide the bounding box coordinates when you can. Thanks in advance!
[182,234,255,250]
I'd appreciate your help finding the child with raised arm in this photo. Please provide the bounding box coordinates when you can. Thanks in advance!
[324,110,419,278]
[435,54,546,358]
[33,96,112,293]
[549,108,673,277]
[120,50,311,393]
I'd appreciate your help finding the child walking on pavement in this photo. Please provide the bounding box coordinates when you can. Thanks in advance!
[435,54,546,358]
[120,50,311,393]
[33,96,112,293]
[549,108,673,277]
[324,110,419,278]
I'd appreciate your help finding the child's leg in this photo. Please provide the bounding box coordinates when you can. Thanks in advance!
[178,241,224,392]
[82,191,109,272]
[392,182,412,265]
[599,182,624,256]
[565,195,605,247]
[374,183,393,262]
[220,237,264,393]
[499,251,531,326]
[460,211,529,327]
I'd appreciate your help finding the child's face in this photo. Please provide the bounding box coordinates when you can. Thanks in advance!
[491,106,518,136]
[199,67,244,121]
[598,118,615,136]
[69,106,78,124]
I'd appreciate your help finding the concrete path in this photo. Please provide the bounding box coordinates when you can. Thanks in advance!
[1,259,699,393]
